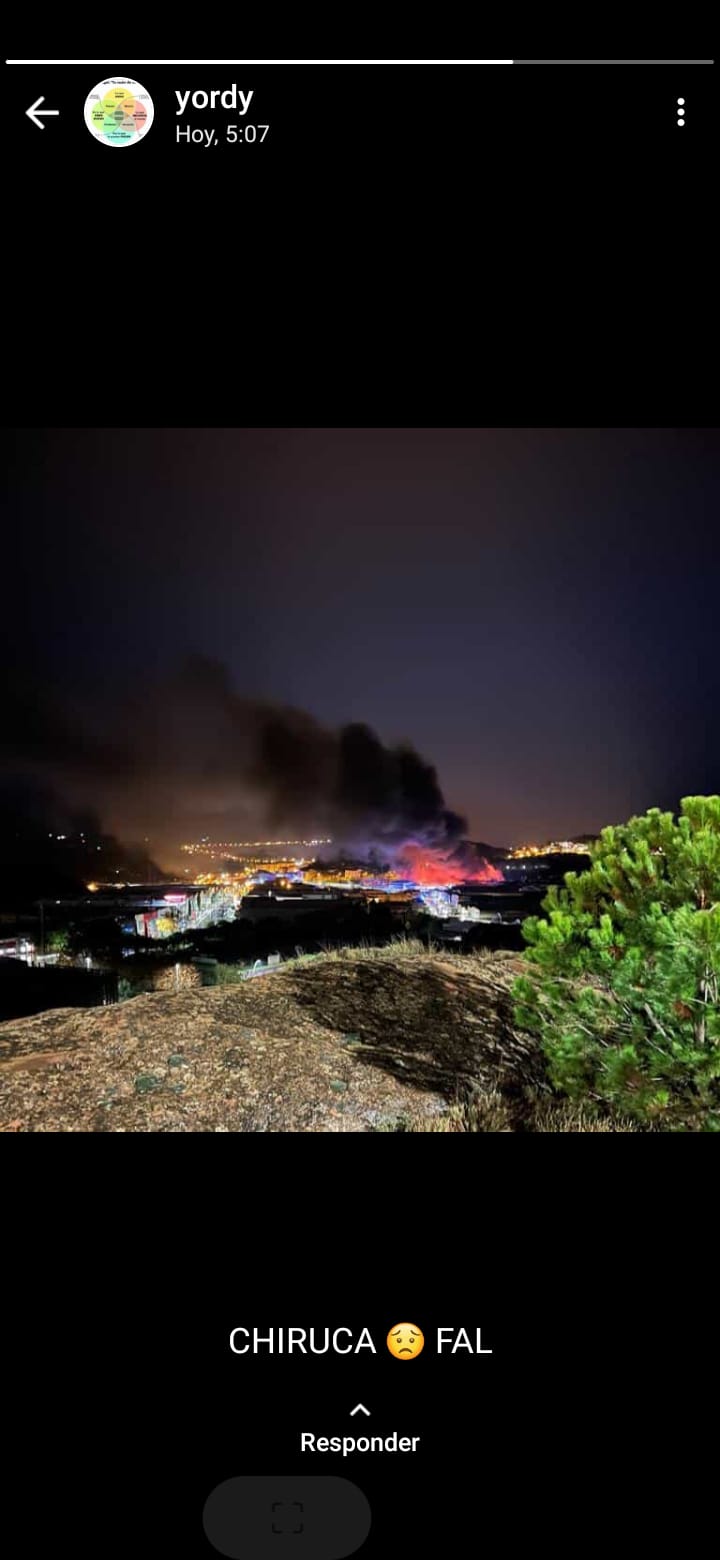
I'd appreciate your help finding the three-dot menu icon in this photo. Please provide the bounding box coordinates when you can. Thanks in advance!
[677,98,685,126]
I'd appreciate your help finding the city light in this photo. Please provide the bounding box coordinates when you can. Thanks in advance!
[181,837,332,853]
[183,850,508,919]
[508,840,593,858]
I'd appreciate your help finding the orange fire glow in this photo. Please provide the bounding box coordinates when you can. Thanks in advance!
[397,843,503,886]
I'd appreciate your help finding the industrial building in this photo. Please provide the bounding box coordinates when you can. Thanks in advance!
[238,889,345,922]
[54,883,238,940]
[0,936,35,963]
[116,884,236,939]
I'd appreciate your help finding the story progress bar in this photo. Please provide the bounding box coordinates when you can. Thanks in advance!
[3,58,716,66]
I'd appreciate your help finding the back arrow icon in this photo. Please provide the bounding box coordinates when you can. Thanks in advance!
[26,96,60,130]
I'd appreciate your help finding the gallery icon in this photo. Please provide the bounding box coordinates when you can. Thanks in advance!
[84,78,154,146]
[386,1323,424,1359]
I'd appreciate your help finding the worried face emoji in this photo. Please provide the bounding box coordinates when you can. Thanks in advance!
[387,1324,424,1360]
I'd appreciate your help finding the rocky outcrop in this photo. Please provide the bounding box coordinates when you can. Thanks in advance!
[0,949,543,1132]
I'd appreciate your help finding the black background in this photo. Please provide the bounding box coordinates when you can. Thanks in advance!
[3,46,718,1559]
[4,55,715,423]
[4,1152,716,1554]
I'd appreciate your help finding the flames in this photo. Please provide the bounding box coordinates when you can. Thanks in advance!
[395,842,503,887]
[223,836,506,895]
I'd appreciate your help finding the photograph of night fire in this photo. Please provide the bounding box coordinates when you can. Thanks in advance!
[1,428,718,1132]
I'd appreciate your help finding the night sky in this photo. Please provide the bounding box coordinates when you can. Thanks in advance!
[3,427,719,857]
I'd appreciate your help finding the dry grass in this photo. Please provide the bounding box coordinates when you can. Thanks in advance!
[430,1089,516,1132]
[292,935,435,966]
[374,1090,641,1132]
[529,1100,640,1133]
[426,1092,640,1132]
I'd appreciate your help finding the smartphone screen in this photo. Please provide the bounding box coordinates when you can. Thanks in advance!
[2,42,717,1557]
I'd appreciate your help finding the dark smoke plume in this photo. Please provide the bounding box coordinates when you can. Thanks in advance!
[1,657,469,869]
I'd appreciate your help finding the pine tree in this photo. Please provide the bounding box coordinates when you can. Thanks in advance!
[513,797,720,1129]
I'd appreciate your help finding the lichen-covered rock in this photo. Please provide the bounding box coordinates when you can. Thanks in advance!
[0,949,542,1133]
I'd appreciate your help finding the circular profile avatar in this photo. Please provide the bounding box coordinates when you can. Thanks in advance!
[84,77,154,146]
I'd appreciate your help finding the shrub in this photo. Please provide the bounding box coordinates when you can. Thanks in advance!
[513,797,720,1130]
